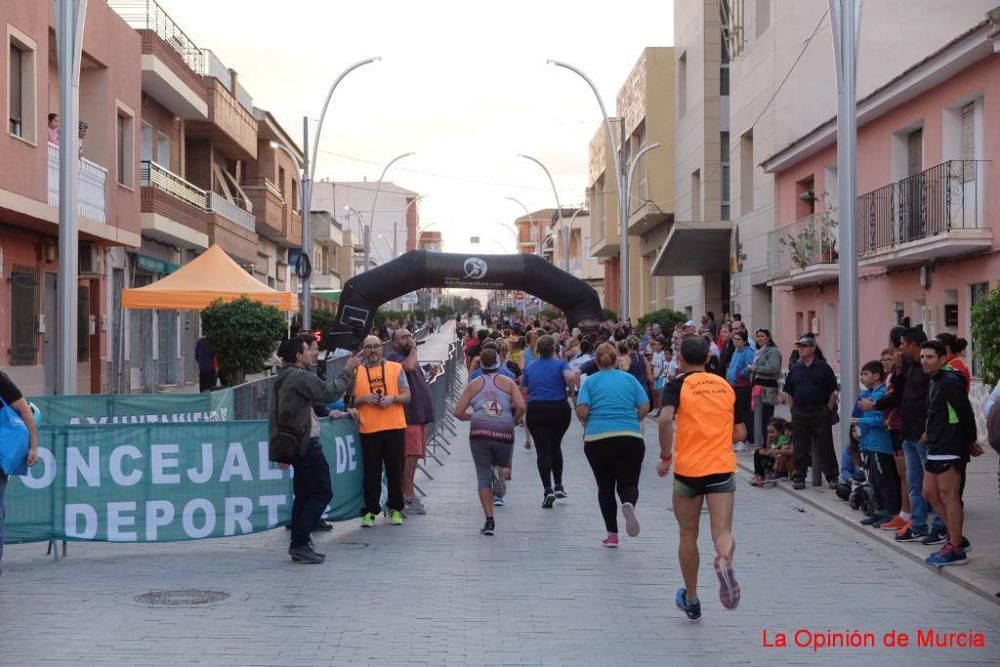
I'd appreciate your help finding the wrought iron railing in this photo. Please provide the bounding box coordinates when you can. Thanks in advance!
[766,212,838,281]
[857,160,983,256]
[243,177,284,201]
[107,0,205,74]
[47,143,108,224]
[140,161,208,210]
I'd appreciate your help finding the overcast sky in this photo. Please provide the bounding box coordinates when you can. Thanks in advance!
[160,0,674,255]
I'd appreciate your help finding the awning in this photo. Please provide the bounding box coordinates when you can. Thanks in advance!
[121,244,296,311]
[651,221,733,276]
[313,290,341,304]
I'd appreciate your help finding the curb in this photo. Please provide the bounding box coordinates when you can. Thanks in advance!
[734,457,1000,606]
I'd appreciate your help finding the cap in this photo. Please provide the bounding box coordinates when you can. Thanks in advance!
[794,335,816,347]
[684,320,696,327]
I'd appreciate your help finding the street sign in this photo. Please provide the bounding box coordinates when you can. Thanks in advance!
[401,294,418,304]
[514,291,525,299]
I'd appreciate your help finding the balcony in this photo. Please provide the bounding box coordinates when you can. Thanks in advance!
[857,160,990,268]
[313,214,343,247]
[244,178,285,240]
[765,213,839,287]
[47,143,107,224]
[311,269,342,291]
[139,161,209,248]
[108,0,208,119]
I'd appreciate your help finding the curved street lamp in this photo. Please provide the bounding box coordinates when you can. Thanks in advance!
[365,152,415,271]
[505,196,538,255]
[518,154,563,263]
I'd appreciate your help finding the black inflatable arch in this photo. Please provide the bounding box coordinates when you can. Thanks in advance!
[329,250,602,349]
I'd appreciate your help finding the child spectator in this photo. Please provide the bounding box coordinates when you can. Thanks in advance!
[750,417,792,487]
[851,360,900,528]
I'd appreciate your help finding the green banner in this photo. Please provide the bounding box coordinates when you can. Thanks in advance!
[4,418,363,543]
[30,391,235,426]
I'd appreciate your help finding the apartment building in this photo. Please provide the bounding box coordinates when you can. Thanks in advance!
[724,0,998,331]
[761,15,999,393]
[649,0,730,322]
[548,209,605,303]
[1,0,142,396]
[515,208,557,257]
[587,119,624,312]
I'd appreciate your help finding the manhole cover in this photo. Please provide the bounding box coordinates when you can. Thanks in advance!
[133,589,229,607]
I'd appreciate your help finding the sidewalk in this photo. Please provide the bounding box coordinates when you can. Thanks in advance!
[732,408,1000,605]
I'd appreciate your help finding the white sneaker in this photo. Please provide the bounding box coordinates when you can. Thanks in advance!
[733,442,747,452]
[405,497,427,515]
[622,502,640,537]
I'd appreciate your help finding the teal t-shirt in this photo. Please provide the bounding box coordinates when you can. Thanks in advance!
[577,369,649,441]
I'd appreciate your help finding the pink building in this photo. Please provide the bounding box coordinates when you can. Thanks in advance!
[761,18,999,385]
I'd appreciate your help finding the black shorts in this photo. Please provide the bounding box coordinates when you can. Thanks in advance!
[924,458,966,476]
[673,471,736,497]
[889,430,902,453]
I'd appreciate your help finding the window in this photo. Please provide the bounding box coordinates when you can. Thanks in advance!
[740,130,754,215]
[278,166,286,197]
[157,131,170,168]
[678,52,687,118]
[960,102,975,183]
[7,31,36,141]
[720,41,730,96]
[77,285,90,362]
[691,169,701,222]
[140,122,153,163]
[291,178,298,212]
[720,132,730,220]
[116,109,135,187]
[756,0,771,39]
[10,266,37,365]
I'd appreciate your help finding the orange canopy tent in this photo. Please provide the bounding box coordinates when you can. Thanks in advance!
[121,244,296,311]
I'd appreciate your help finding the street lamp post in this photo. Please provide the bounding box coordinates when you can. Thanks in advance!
[561,206,589,273]
[298,56,379,330]
[518,154,563,267]
[547,59,659,322]
[366,152,415,273]
[495,222,518,247]
[505,196,538,256]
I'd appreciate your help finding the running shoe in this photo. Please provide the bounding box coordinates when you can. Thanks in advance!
[542,492,556,509]
[622,502,640,537]
[714,555,741,609]
[553,487,568,499]
[493,496,506,507]
[389,510,404,526]
[732,442,747,452]
[405,497,427,515]
[360,512,376,528]
[894,526,928,542]
[879,515,908,531]
[939,535,972,552]
[675,588,702,622]
[792,477,806,490]
[920,527,947,545]
[491,467,507,497]
[926,542,967,567]
[602,534,619,548]
[480,518,495,536]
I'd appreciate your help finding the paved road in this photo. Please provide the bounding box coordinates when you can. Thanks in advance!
[1,327,997,665]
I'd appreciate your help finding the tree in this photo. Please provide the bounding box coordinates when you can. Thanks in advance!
[971,284,1000,385]
[638,308,687,333]
[310,309,336,351]
[601,308,619,323]
[201,297,287,386]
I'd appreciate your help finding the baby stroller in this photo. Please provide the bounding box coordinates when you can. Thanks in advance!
[846,453,876,517]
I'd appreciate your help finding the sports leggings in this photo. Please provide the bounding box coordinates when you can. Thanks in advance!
[584,436,645,533]
[526,400,572,492]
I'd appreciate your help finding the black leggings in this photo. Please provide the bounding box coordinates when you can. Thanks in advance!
[584,436,645,533]
[526,400,572,492]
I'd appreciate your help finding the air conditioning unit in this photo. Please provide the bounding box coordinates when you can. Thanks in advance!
[79,243,103,277]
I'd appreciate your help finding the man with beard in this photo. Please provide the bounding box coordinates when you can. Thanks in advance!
[354,335,411,527]
[386,328,435,515]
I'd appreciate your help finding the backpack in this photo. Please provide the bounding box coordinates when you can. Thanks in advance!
[987,400,1000,455]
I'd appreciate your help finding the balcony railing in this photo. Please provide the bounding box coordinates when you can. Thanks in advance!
[108,0,205,74]
[47,143,107,224]
[243,177,284,201]
[209,192,256,231]
[857,160,983,256]
[766,213,838,281]
[140,161,208,210]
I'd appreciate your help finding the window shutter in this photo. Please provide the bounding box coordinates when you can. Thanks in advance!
[960,102,975,183]
[9,44,23,135]
[11,267,37,364]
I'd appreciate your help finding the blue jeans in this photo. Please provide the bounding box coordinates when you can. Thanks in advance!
[840,445,862,483]
[901,439,945,533]
[0,472,7,574]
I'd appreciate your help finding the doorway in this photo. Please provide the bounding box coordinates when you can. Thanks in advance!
[43,272,57,394]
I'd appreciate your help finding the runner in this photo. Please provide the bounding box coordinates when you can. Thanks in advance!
[453,349,526,535]
[657,335,746,621]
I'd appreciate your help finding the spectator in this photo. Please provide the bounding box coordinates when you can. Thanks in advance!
[726,331,754,450]
[386,328,435,516]
[920,340,978,566]
[0,368,40,576]
[782,335,839,490]
[935,333,972,391]
[624,336,653,403]
[270,334,359,564]
[750,417,791,487]
[749,328,782,446]
[851,360,900,529]
[650,337,668,417]
[877,346,911,533]
[194,335,217,392]
[575,342,649,547]
[47,113,60,145]
[354,335,411,528]
[453,348,526,535]
[522,334,577,508]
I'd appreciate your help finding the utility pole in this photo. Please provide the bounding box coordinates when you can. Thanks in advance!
[301,116,312,329]
[831,0,861,475]
[55,0,87,395]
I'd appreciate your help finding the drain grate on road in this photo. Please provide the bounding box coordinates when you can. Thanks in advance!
[134,589,230,607]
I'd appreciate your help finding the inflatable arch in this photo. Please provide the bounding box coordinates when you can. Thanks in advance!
[328,251,603,349]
